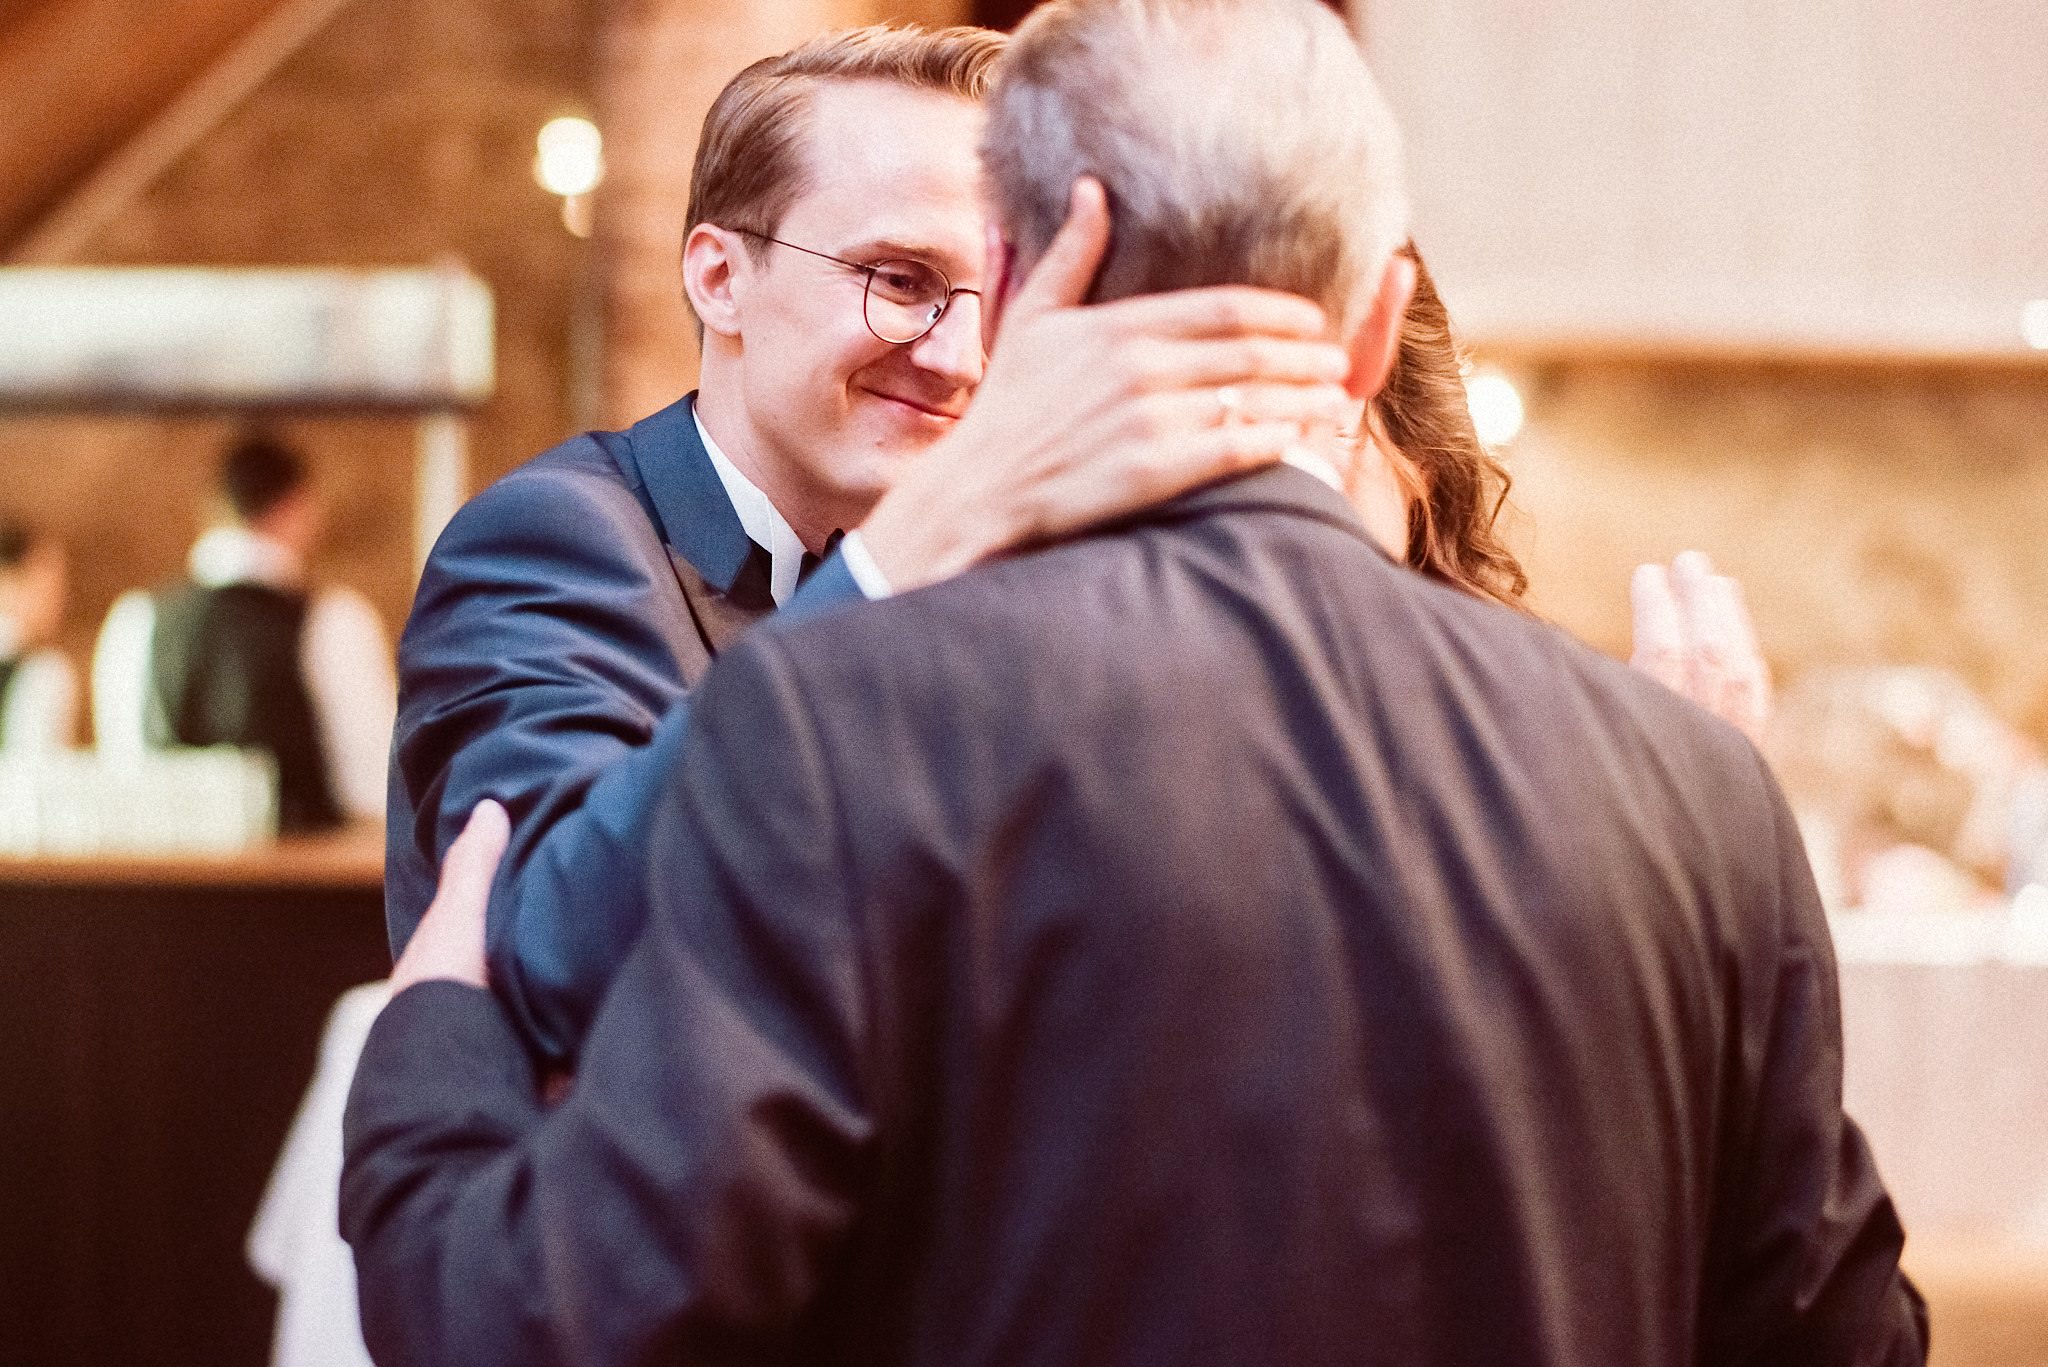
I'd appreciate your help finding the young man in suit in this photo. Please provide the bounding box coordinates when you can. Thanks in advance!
[386,23,1359,1061]
[349,2,1925,1363]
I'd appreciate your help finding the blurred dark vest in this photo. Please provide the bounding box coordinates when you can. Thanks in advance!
[147,581,340,832]
[0,653,19,748]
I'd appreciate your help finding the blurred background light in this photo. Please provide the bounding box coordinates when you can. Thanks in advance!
[2023,299,2048,351]
[534,116,603,198]
[1465,368,1526,447]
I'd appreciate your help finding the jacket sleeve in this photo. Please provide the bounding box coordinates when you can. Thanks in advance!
[388,460,864,1062]
[345,629,874,1367]
[1699,752,1929,1367]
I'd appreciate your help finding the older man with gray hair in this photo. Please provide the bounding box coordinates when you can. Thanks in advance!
[343,2,1926,1365]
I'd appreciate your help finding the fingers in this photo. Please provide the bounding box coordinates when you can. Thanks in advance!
[1629,563,1687,692]
[1680,555,1771,742]
[1143,335,1352,390]
[1110,420,1321,504]
[392,800,506,993]
[1667,550,1725,716]
[434,799,510,915]
[1096,284,1332,341]
[1008,418,1317,544]
[1006,176,1113,319]
[1156,379,1353,430]
[1631,553,1773,744]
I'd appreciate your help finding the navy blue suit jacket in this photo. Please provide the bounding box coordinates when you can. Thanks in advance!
[349,465,1924,1367]
[385,393,861,1061]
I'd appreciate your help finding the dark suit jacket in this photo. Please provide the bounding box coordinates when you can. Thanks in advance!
[347,464,1927,1367]
[385,392,862,1060]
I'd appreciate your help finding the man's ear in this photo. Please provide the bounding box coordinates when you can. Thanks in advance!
[683,224,746,338]
[1343,251,1419,400]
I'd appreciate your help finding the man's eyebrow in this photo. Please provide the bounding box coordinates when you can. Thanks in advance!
[845,238,977,276]
[851,238,940,259]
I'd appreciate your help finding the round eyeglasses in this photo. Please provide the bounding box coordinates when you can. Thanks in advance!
[732,229,980,345]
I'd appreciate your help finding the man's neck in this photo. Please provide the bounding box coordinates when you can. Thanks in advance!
[691,384,852,556]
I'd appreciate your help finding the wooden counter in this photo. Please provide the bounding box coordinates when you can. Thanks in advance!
[0,822,386,890]
[0,825,393,1367]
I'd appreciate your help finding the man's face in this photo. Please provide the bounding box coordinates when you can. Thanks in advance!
[729,80,988,522]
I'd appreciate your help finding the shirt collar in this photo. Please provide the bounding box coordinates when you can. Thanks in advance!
[1281,445,1346,493]
[693,407,810,607]
[189,526,303,590]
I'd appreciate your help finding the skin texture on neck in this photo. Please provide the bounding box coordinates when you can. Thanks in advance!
[692,350,871,553]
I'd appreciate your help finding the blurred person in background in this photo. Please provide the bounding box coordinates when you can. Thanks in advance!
[0,519,78,750]
[93,431,395,831]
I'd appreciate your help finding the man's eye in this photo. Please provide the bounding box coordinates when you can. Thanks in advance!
[868,261,940,302]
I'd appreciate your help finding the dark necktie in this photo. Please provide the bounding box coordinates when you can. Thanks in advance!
[796,529,845,589]
[727,539,774,612]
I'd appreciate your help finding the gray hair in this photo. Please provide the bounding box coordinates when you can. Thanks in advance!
[982,0,1409,331]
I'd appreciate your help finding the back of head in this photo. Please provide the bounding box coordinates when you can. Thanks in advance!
[982,0,1408,330]
[686,24,1006,250]
[0,519,32,576]
[219,432,306,526]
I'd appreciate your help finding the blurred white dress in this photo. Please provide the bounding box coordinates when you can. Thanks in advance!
[247,981,390,1367]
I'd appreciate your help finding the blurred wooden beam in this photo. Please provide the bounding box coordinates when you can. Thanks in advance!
[7,0,363,264]
[0,0,288,254]
[0,266,496,411]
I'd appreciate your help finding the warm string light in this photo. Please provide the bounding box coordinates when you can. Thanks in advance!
[1465,368,1526,447]
[2022,300,2048,351]
[535,117,603,237]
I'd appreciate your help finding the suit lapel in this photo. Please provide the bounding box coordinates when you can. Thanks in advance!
[611,393,773,678]
[669,548,772,678]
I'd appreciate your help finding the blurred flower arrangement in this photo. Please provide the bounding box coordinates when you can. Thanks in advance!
[1768,666,2048,915]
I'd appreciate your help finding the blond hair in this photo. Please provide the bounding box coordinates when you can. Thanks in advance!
[686,23,1007,252]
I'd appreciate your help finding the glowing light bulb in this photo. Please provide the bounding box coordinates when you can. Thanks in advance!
[535,117,604,198]
[1466,369,1526,447]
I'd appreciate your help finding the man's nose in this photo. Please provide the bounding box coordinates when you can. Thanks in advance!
[906,293,986,390]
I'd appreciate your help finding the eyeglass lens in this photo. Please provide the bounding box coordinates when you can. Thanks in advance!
[863,259,953,343]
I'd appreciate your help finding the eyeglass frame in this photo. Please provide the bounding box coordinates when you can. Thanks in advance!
[729,228,981,345]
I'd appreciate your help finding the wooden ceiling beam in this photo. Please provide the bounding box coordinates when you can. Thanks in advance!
[0,0,292,253]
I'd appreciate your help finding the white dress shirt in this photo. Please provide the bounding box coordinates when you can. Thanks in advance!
[0,612,79,750]
[693,409,894,602]
[91,527,396,821]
